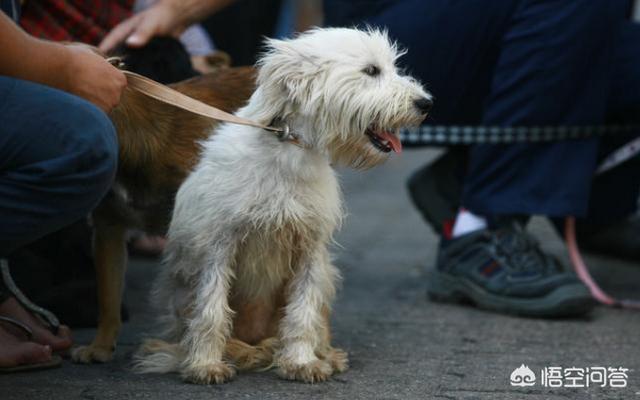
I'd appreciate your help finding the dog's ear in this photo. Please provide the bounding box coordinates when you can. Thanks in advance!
[256,38,318,110]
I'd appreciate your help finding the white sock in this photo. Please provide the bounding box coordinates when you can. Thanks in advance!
[452,208,488,238]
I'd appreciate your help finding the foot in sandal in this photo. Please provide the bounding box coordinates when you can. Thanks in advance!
[0,259,72,358]
[0,297,73,352]
[0,316,62,372]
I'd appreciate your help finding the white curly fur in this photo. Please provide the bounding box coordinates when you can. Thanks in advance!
[134,27,430,384]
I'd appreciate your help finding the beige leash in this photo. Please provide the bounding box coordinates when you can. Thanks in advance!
[107,57,305,147]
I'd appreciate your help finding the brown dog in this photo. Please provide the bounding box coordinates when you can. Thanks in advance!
[71,66,257,363]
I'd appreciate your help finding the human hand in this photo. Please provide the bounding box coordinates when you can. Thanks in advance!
[63,44,127,112]
[99,1,188,54]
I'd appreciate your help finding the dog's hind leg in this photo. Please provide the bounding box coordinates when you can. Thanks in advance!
[178,239,237,384]
[276,248,340,383]
[72,218,127,363]
[224,337,279,371]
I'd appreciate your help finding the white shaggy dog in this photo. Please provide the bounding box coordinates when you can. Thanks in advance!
[135,27,431,384]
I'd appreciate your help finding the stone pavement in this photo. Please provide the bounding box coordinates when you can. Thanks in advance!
[2,149,639,400]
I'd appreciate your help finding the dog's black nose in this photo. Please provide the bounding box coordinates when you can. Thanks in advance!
[414,97,433,114]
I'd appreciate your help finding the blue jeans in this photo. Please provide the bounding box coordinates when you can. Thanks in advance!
[325,0,640,220]
[0,77,118,256]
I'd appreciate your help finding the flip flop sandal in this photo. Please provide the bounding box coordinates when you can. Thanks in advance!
[0,259,70,357]
[0,259,60,335]
[0,316,62,373]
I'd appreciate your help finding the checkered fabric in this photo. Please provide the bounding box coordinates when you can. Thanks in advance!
[19,0,134,45]
[399,124,640,146]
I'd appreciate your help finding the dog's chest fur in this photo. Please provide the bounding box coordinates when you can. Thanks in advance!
[191,127,343,300]
[233,173,341,299]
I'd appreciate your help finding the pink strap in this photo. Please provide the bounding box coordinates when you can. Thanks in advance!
[565,216,640,310]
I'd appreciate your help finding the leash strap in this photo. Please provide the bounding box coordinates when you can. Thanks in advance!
[565,137,640,311]
[122,70,283,133]
[565,217,640,310]
[108,57,306,147]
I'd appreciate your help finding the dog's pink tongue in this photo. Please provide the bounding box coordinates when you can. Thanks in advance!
[380,131,402,153]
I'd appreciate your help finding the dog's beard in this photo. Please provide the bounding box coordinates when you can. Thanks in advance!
[323,116,421,170]
[319,105,425,170]
[326,133,390,170]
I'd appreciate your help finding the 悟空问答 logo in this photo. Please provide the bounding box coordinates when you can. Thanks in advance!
[510,364,536,387]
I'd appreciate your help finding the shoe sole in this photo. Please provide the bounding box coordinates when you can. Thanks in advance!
[0,354,62,374]
[426,270,595,318]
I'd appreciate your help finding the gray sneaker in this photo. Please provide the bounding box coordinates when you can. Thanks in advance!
[427,223,595,317]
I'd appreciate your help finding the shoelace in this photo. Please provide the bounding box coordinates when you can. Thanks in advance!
[490,225,557,274]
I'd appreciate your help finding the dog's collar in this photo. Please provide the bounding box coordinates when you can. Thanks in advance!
[268,118,310,149]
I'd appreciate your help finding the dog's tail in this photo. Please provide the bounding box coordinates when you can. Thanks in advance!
[132,337,279,374]
[132,338,184,374]
[226,337,279,371]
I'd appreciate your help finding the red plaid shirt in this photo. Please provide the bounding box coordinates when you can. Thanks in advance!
[20,0,134,45]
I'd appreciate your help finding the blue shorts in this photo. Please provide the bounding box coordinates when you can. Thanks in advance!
[0,77,118,255]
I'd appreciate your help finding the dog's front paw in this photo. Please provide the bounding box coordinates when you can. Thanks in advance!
[71,344,115,363]
[277,359,333,383]
[322,347,349,373]
[182,362,236,385]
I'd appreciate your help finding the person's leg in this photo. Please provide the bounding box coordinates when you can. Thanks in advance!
[0,76,117,367]
[584,19,640,225]
[0,76,117,255]
[432,0,633,316]
[567,19,640,259]
[462,0,630,218]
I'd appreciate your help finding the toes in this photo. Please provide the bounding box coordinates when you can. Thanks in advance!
[182,363,236,385]
[0,342,52,368]
[17,343,53,366]
[58,325,73,342]
[54,325,74,351]
[277,359,333,383]
[45,325,73,352]
[0,323,53,368]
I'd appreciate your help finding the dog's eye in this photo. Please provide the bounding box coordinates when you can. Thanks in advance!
[363,65,380,77]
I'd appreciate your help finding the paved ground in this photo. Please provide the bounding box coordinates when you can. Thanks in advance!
[2,149,639,400]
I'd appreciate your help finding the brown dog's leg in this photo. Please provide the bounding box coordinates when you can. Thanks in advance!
[72,219,127,363]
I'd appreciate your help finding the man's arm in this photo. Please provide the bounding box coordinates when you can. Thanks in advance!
[99,0,237,53]
[0,12,126,112]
